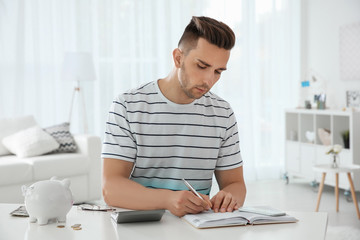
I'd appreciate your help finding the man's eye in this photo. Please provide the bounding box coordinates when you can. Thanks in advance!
[215,70,221,75]
[197,64,206,69]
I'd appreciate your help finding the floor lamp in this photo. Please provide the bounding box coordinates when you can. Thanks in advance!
[61,52,96,133]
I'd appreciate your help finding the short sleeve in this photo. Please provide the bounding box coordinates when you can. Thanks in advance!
[216,107,243,170]
[101,95,137,162]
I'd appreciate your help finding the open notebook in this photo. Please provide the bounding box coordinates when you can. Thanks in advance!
[182,208,298,229]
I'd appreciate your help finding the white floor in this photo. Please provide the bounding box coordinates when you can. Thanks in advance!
[241,178,360,240]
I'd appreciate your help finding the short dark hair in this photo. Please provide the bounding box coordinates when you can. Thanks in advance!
[178,16,235,54]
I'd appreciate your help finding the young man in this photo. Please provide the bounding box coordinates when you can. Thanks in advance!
[102,16,246,217]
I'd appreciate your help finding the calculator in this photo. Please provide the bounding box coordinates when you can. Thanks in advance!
[111,209,165,223]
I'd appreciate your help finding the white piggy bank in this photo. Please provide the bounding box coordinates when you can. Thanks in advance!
[22,177,73,225]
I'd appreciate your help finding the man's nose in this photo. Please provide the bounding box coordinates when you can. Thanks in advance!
[202,71,217,86]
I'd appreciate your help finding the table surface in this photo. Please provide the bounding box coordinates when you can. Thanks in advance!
[313,164,360,173]
[0,203,328,240]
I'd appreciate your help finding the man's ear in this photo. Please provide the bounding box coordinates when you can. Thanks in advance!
[172,48,183,68]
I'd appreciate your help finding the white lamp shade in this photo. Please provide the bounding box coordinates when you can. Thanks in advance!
[62,52,96,82]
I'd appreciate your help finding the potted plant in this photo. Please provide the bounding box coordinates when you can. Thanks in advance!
[341,130,350,149]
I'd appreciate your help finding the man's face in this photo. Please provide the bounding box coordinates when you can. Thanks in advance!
[177,38,231,101]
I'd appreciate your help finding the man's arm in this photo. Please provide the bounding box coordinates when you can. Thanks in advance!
[210,166,246,212]
[102,158,211,217]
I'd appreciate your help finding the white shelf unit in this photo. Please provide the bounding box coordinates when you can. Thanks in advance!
[285,109,360,191]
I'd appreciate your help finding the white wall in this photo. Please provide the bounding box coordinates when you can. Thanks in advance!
[301,0,360,109]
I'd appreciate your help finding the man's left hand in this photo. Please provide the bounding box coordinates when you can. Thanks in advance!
[210,190,239,213]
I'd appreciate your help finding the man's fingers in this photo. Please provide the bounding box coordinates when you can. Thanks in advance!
[184,203,203,213]
[227,199,237,212]
[219,193,232,212]
[210,191,239,213]
[170,191,212,217]
[234,203,240,210]
[211,195,223,213]
[187,192,210,211]
[200,193,212,209]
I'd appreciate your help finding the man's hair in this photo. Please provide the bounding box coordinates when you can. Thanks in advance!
[178,16,235,54]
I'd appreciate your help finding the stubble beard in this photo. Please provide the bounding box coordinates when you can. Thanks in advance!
[179,63,209,100]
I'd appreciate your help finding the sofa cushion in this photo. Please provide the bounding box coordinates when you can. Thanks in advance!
[26,153,89,180]
[44,122,77,153]
[0,156,33,185]
[0,116,37,156]
[2,126,60,158]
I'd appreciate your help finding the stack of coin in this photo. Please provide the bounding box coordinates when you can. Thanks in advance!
[71,224,82,230]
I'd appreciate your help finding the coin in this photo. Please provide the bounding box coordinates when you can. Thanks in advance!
[57,225,65,228]
[71,224,81,228]
[73,227,82,231]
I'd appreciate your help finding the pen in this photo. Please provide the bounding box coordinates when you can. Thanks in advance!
[182,178,204,200]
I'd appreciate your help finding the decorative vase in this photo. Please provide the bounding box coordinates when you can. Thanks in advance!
[332,154,338,168]
[305,131,315,143]
[318,128,331,146]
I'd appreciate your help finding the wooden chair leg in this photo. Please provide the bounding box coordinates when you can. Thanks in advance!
[316,173,326,212]
[335,173,339,212]
[347,173,360,219]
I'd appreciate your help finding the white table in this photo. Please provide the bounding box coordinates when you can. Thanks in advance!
[0,203,327,240]
[313,164,360,219]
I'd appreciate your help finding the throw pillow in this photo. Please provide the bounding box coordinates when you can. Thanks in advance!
[44,122,77,153]
[2,125,60,158]
[0,115,38,156]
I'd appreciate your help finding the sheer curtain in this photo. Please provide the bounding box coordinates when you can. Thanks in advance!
[0,0,300,180]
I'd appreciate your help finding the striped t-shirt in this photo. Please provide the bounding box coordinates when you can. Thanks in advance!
[101,81,243,195]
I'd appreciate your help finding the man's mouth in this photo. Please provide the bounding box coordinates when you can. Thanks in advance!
[195,87,207,93]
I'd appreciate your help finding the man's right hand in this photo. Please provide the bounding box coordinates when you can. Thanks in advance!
[166,190,212,217]
[103,158,212,217]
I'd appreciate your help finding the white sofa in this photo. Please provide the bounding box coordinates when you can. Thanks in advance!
[0,135,102,204]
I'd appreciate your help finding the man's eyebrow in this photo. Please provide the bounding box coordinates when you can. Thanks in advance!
[197,59,227,71]
[197,59,211,67]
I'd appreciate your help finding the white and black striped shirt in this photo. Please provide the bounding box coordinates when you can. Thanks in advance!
[102,81,243,195]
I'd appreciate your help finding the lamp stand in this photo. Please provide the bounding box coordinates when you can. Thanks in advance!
[68,80,88,133]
